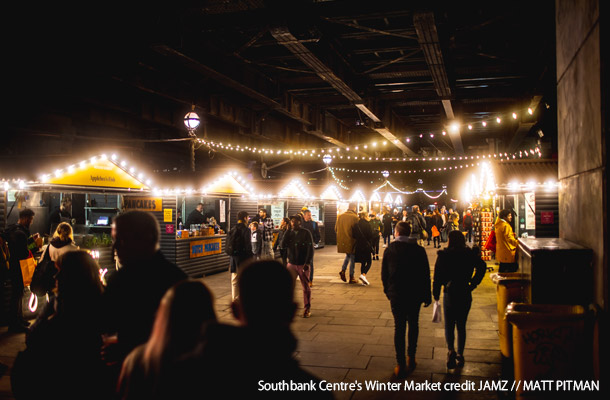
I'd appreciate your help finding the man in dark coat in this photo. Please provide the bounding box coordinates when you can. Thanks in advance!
[381,221,431,377]
[407,205,427,246]
[185,203,207,228]
[5,208,41,332]
[103,211,187,372]
[228,211,253,301]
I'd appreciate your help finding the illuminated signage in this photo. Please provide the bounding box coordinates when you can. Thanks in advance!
[123,197,162,211]
[189,238,222,258]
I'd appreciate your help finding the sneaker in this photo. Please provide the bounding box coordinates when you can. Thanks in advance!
[446,350,457,369]
[359,274,369,285]
[303,310,311,318]
[349,277,358,284]
[339,270,346,282]
[375,255,379,260]
[383,244,387,248]
[456,354,465,368]
[393,364,407,378]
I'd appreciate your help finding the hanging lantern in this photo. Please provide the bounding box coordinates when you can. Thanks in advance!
[184,106,201,131]
[322,154,332,165]
[382,170,389,178]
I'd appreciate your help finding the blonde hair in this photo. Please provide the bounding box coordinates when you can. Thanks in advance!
[53,222,74,242]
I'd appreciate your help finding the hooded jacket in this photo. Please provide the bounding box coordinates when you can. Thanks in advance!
[47,237,79,263]
[494,217,518,263]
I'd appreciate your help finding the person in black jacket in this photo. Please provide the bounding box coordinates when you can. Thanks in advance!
[353,212,375,286]
[102,210,187,382]
[433,230,486,369]
[228,211,253,301]
[381,208,393,248]
[185,203,207,228]
[301,209,320,287]
[280,215,314,318]
[381,221,431,377]
[273,217,291,266]
[5,208,42,332]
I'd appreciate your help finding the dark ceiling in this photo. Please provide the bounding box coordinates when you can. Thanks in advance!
[2,0,557,190]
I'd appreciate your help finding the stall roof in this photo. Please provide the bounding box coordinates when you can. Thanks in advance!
[200,172,254,196]
[493,160,558,185]
[319,184,348,201]
[277,179,314,199]
[1,153,151,192]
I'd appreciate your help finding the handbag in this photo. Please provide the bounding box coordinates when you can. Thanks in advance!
[421,229,428,240]
[19,251,36,287]
[432,300,442,323]
[484,230,496,252]
[431,225,440,237]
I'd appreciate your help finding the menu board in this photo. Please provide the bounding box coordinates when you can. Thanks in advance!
[524,192,536,230]
[271,202,285,227]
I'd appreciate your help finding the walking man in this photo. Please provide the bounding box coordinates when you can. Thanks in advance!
[280,215,314,317]
[257,208,275,259]
[335,202,359,283]
[382,221,431,377]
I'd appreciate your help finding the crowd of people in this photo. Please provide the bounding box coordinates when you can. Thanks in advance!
[0,202,517,396]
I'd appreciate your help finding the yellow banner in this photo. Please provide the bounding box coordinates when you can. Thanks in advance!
[123,197,163,212]
[189,238,222,258]
[47,158,148,190]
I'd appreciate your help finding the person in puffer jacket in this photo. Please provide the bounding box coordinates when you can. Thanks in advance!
[494,209,518,272]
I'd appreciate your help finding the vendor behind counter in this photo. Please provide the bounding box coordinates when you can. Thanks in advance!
[185,203,207,228]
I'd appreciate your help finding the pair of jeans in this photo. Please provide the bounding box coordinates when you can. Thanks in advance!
[443,292,472,354]
[383,234,391,245]
[465,227,473,242]
[433,236,441,247]
[390,300,422,366]
[287,263,311,312]
[341,253,355,277]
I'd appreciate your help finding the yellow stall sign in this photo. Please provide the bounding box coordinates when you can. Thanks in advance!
[190,238,222,258]
[123,197,162,212]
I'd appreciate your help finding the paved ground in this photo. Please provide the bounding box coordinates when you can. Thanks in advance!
[0,243,506,399]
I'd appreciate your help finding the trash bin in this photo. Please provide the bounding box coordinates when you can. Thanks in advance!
[491,273,530,358]
[517,238,593,305]
[506,302,591,397]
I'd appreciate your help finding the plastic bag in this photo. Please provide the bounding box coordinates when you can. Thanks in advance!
[432,300,442,323]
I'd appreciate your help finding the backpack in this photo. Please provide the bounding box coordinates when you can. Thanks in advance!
[30,246,58,296]
[225,225,246,257]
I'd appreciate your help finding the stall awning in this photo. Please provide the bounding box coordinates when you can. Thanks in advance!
[319,184,346,201]
[41,155,149,190]
[277,179,313,199]
[201,173,253,195]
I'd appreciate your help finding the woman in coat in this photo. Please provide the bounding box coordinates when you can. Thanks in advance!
[495,209,518,272]
[431,210,444,248]
[273,217,291,266]
[432,231,486,369]
[353,212,375,285]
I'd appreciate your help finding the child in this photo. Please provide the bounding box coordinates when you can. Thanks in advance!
[250,221,262,259]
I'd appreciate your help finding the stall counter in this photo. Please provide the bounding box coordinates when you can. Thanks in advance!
[174,234,230,277]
